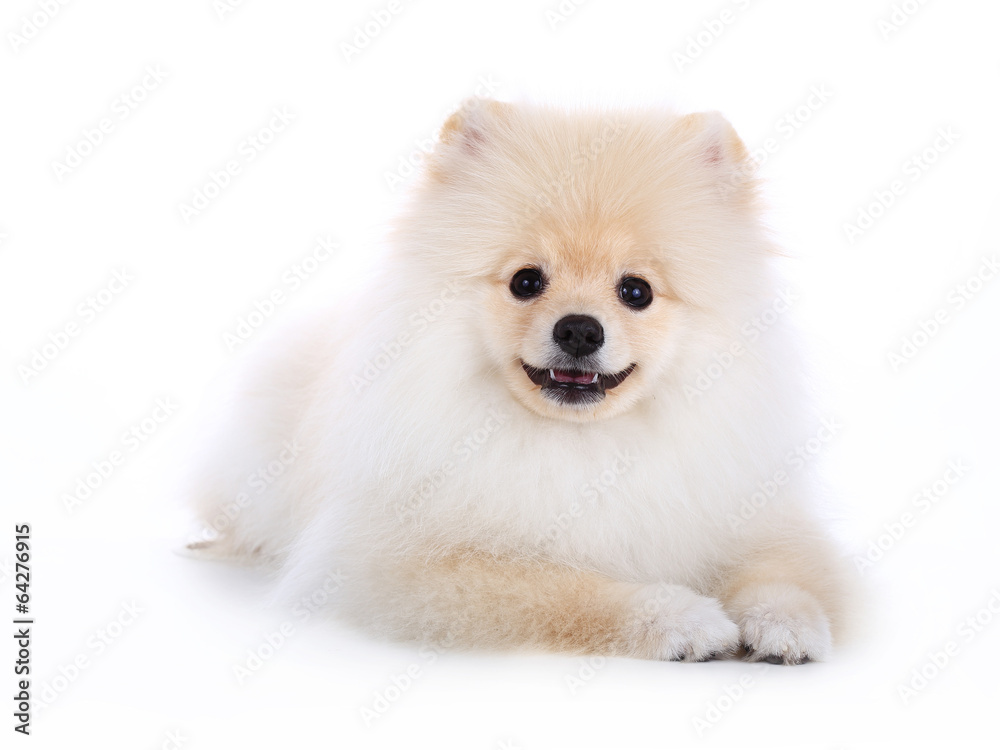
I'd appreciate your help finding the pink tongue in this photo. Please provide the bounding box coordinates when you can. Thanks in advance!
[552,369,596,384]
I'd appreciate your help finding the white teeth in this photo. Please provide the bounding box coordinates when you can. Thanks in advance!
[549,369,556,380]
[590,372,599,383]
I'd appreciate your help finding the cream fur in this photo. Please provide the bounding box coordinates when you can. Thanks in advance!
[188,100,855,664]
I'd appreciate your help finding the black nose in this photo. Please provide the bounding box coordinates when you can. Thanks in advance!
[553,315,604,357]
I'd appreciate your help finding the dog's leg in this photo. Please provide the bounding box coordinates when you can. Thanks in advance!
[356,549,739,660]
[717,536,852,665]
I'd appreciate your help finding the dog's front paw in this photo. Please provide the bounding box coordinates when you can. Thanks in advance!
[735,583,831,665]
[630,584,740,662]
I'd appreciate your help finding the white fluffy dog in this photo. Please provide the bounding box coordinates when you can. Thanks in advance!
[189,99,853,664]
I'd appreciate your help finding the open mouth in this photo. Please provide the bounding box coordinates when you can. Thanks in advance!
[520,361,636,405]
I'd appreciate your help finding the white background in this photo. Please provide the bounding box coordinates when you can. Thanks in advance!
[2,0,999,748]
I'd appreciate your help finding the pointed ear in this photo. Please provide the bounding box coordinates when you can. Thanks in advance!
[678,111,750,164]
[437,98,513,157]
[677,111,756,194]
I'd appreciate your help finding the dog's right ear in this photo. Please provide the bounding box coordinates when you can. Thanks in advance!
[430,98,513,178]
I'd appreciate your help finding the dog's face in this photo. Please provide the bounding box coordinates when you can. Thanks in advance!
[406,100,768,422]
[485,217,680,421]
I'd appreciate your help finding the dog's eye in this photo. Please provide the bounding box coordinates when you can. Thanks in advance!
[619,277,652,309]
[510,268,545,299]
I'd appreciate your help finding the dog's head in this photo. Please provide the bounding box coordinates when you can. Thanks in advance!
[398,100,772,422]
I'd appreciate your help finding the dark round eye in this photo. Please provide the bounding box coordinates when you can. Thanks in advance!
[619,277,653,309]
[510,268,545,299]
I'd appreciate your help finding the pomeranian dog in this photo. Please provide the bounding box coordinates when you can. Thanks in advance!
[189,99,853,665]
